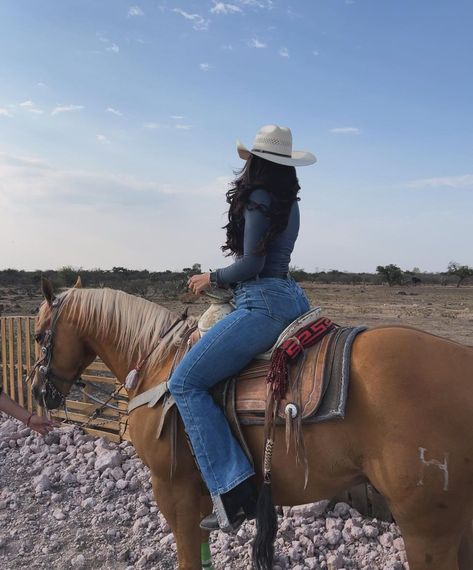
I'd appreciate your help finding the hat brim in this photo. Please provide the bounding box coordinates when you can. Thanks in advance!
[236,140,317,167]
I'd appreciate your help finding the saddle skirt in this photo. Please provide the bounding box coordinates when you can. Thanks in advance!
[216,324,367,427]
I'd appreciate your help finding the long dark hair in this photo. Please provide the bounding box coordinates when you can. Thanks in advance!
[222,154,300,256]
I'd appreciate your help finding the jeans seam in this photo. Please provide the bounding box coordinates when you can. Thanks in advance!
[170,309,249,394]
[169,310,251,494]
[260,290,292,324]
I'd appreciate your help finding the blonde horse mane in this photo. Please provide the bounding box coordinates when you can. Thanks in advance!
[57,288,198,372]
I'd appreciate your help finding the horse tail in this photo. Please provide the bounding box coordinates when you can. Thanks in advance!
[252,433,278,570]
[252,480,277,570]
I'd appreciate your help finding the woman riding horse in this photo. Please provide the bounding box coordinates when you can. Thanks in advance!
[168,124,316,532]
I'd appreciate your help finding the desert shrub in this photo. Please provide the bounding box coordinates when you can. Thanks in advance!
[376,265,403,287]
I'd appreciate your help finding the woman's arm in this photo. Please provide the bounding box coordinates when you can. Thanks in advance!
[187,189,271,294]
[213,189,271,286]
[0,388,58,435]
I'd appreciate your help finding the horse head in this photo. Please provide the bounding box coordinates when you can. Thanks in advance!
[31,277,96,410]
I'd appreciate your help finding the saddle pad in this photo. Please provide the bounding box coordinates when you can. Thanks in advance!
[231,326,367,425]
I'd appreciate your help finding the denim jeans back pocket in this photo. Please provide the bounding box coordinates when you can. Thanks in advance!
[261,288,299,324]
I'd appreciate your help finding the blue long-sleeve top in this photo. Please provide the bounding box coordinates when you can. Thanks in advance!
[214,188,300,286]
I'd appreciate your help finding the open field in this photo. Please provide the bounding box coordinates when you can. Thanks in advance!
[1,282,472,345]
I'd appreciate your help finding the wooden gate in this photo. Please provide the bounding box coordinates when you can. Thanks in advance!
[0,315,129,442]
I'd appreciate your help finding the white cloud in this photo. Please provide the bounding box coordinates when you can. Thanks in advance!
[107,107,123,116]
[313,50,320,56]
[128,6,144,16]
[96,134,110,144]
[172,8,209,31]
[175,124,192,130]
[0,108,13,117]
[19,100,44,114]
[238,0,273,8]
[51,104,84,116]
[0,152,166,207]
[406,174,473,190]
[97,33,120,53]
[330,127,361,134]
[106,43,120,53]
[249,38,266,48]
[143,122,165,129]
[222,43,233,50]
[199,63,211,71]
[37,82,47,88]
[0,152,230,271]
[279,47,289,58]
[286,7,302,18]
[170,115,185,120]
[211,2,242,14]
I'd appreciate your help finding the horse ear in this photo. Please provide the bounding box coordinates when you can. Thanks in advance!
[73,276,82,289]
[41,277,55,306]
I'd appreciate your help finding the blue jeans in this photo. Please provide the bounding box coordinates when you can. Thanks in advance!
[168,277,310,497]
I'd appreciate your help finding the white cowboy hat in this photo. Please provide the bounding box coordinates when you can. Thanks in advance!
[236,124,317,167]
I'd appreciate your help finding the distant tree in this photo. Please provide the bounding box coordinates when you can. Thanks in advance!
[58,265,81,287]
[288,265,306,281]
[376,264,403,286]
[447,261,473,288]
[181,264,203,275]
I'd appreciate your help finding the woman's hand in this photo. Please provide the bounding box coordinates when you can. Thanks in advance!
[28,414,60,436]
[0,391,59,436]
[187,273,211,295]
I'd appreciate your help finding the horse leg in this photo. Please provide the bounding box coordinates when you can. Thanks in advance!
[151,474,203,570]
[200,494,215,570]
[399,529,460,570]
[458,522,473,570]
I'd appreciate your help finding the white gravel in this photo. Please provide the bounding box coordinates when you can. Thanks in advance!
[0,414,409,569]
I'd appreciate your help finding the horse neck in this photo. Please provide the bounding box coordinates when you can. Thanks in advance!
[62,295,179,391]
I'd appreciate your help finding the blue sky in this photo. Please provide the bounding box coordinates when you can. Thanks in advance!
[0,0,472,273]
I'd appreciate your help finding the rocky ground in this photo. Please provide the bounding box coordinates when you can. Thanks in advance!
[0,416,409,570]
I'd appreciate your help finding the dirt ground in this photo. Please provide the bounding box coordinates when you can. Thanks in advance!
[303,283,473,346]
[2,282,470,345]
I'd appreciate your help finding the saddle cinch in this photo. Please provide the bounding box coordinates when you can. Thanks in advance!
[128,296,367,460]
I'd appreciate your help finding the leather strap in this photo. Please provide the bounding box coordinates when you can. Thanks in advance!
[156,394,176,439]
[127,382,169,413]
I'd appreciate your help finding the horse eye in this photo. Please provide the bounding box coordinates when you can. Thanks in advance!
[34,333,44,344]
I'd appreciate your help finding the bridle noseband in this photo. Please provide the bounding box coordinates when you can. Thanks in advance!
[29,297,83,409]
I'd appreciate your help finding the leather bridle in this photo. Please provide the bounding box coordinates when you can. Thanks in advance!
[28,296,83,409]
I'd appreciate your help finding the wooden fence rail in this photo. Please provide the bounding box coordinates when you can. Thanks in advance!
[0,315,130,443]
[0,315,392,520]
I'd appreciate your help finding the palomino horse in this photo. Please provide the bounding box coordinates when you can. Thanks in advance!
[32,280,473,570]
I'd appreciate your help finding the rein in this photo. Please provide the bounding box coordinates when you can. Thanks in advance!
[76,381,123,411]
[124,308,189,391]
